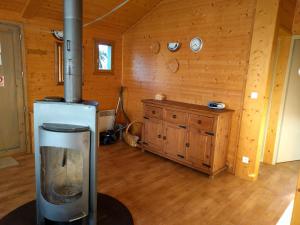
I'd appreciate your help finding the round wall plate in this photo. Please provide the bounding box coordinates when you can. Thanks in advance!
[167,42,181,52]
[52,30,64,41]
[190,37,203,52]
[167,58,179,73]
[150,41,160,54]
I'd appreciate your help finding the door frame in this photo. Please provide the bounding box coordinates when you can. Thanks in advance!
[273,35,300,164]
[0,20,30,155]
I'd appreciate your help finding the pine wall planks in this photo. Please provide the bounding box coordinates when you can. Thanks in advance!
[122,0,257,172]
[0,13,122,112]
[293,0,300,34]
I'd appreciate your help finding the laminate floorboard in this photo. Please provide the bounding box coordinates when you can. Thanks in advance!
[0,142,299,225]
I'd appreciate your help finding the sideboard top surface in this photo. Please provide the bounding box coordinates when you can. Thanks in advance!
[142,99,234,115]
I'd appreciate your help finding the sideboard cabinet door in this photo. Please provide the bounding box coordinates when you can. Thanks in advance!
[143,117,163,153]
[163,122,187,160]
[186,127,213,169]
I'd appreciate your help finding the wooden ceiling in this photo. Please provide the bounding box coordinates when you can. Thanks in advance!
[0,0,162,32]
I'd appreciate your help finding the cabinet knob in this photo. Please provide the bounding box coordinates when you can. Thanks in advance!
[186,143,190,148]
[158,134,161,139]
[198,120,202,124]
[152,110,156,114]
[172,114,177,119]
[163,136,166,140]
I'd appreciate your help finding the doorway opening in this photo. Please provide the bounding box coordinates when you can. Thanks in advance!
[0,22,27,155]
[275,36,300,163]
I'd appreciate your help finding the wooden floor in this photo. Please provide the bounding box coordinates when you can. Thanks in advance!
[0,142,300,225]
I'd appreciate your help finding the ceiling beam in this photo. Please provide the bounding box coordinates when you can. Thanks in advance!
[22,0,43,19]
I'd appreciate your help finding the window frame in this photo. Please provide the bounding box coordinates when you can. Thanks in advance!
[94,39,114,75]
[55,41,64,85]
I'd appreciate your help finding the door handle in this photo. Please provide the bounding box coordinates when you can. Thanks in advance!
[69,212,87,222]
[144,116,149,120]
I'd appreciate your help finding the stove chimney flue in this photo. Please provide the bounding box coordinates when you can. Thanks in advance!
[64,0,83,103]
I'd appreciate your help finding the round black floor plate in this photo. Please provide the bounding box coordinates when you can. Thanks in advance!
[0,193,134,225]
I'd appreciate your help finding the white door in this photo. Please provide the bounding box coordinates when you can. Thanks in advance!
[277,39,300,163]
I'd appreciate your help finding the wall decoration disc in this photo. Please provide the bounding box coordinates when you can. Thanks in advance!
[150,41,160,54]
[167,58,179,73]
[167,42,181,52]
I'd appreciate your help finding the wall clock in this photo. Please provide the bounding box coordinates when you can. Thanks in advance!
[190,37,203,52]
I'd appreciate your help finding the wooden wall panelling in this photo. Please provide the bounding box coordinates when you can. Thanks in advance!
[235,0,280,180]
[82,26,122,110]
[263,28,292,164]
[278,0,297,31]
[0,0,27,14]
[293,0,300,34]
[0,10,123,152]
[122,0,257,173]
[291,171,300,225]
[22,0,43,19]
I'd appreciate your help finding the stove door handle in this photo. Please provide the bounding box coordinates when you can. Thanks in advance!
[69,211,87,222]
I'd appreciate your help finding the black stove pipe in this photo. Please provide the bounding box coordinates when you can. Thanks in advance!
[64,0,82,103]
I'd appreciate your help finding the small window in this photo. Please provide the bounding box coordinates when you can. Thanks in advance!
[55,41,64,84]
[94,40,114,74]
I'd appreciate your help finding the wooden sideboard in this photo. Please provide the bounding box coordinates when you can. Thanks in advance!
[142,99,233,177]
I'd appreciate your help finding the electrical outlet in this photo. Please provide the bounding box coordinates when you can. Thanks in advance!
[250,92,258,99]
[242,156,250,164]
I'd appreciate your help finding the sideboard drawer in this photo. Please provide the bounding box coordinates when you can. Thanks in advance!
[189,114,214,132]
[144,105,163,119]
[164,109,187,126]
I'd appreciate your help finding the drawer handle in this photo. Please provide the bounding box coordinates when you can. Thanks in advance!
[144,116,149,120]
[202,163,211,168]
[157,134,161,139]
[205,132,214,136]
[172,114,177,119]
[152,110,156,114]
[198,120,202,124]
[178,125,186,129]
[177,154,184,159]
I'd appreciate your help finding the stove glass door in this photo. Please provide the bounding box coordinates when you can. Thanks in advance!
[40,146,83,205]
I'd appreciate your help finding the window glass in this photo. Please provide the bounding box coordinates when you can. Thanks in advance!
[98,44,112,70]
[94,40,113,74]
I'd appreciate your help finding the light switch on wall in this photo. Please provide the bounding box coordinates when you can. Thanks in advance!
[242,156,250,164]
[250,92,258,99]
